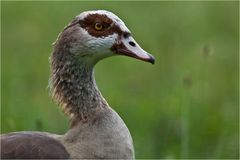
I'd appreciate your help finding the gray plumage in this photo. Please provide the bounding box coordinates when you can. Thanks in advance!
[1,132,69,159]
[1,10,155,159]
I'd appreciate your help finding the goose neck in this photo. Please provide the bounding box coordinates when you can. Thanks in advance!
[50,52,108,125]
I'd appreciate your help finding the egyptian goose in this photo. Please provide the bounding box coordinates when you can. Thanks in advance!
[1,10,155,159]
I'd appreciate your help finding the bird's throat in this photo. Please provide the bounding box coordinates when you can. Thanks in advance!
[49,51,108,126]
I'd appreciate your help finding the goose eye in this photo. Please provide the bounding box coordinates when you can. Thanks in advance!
[94,23,103,31]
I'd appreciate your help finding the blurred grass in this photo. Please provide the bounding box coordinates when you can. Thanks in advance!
[1,1,239,159]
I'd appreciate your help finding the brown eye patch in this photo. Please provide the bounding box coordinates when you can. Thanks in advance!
[79,14,123,38]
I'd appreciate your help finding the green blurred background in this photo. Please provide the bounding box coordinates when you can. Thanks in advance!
[1,1,239,159]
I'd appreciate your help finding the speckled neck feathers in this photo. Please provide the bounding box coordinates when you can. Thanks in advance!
[49,40,108,125]
[49,10,154,128]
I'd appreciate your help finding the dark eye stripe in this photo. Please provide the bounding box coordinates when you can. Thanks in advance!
[78,14,124,38]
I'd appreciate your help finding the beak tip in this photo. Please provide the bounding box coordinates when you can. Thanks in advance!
[149,55,155,64]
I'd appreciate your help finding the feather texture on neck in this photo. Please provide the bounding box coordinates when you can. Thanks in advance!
[49,29,108,126]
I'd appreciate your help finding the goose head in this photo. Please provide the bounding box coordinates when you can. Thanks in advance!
[54,10,155,65]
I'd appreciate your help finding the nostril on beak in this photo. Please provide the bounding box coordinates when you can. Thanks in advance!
[129,41,136,47]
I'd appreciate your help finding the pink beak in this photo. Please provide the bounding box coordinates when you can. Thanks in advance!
[111,34,155,64]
